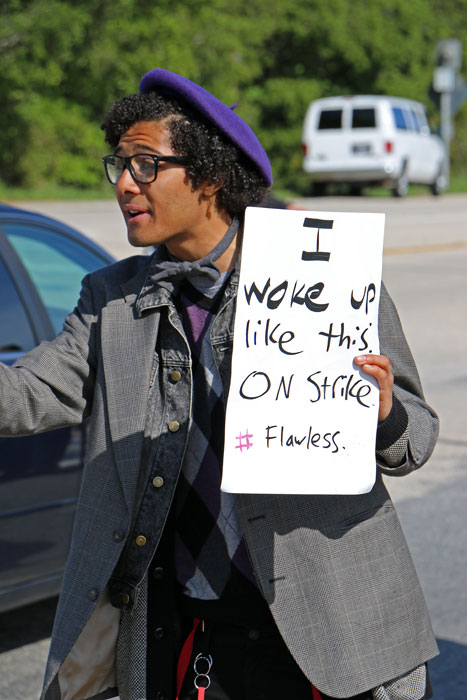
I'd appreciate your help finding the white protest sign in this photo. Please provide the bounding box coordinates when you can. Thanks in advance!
[222,207,385,495]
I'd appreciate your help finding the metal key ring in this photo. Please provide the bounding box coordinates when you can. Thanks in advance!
[194,673,211,690]
[194,653,213,674]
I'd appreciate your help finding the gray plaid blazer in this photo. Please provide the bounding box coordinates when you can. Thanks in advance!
[0,251,438,700]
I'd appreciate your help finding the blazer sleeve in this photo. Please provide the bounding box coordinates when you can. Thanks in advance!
[0,274,97,436]
[376,282,439,476]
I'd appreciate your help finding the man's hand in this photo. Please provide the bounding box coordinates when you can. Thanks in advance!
[354,354,394,422]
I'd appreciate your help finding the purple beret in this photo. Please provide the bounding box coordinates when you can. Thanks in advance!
[139,68,273,186]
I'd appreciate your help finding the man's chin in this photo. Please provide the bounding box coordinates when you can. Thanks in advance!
[127,229,152,248]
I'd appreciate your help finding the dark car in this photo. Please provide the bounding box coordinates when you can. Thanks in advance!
[0,204,115,612]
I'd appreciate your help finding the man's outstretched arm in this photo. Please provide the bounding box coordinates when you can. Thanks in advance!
[0,275,97,437]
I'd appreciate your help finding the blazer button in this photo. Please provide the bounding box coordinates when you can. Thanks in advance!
[121,592,130,605]
[135,535,147,547]
[154,626,165,640]
[170,370,182,382]
[87,588,98,602]
[155,692,166,700]
[153,566,164,581]
[248,628,261,641]
[168,420,180,432]
[152,476,164,488]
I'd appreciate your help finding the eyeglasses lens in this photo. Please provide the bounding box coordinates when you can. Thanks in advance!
[132,155,157,183]
[104,155,157,184]
[103,155,165,185]
[104,157,122,185]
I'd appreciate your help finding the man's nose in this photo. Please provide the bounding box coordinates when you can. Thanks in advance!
[116,164,141,193]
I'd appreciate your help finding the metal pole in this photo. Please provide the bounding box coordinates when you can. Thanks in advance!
[440,90,451,187]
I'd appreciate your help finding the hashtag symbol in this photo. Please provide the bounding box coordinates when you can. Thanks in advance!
[235,430,254,452]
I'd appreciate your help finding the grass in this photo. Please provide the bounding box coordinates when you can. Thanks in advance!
[0,184,114,202]
[1,175,467,203]
[367,174,467,197]
[276,173,467,201]
[445,174,467,193]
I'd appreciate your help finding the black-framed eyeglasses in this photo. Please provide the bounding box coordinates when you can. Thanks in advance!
[102,153,189,185]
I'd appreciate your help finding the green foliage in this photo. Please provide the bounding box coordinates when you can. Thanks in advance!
[451,102,467,176]
[1,0,466,193]
[18,97,105,188]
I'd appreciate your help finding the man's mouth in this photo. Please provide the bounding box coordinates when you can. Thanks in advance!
[124,205,149,223]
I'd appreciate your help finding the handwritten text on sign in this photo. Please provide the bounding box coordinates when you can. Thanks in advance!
[222,208,385,495]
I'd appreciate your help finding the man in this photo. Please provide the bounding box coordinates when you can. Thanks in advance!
[0,69,438,700]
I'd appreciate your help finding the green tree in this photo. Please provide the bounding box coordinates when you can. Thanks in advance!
[1,0,466,192]
[246,0,464,188]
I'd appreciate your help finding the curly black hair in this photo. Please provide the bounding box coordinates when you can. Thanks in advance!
[101,92,269,217]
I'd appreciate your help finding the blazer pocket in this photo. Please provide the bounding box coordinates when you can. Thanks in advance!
[336,502,395,532]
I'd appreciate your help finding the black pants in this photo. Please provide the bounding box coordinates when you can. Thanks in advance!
[178,618,374,700]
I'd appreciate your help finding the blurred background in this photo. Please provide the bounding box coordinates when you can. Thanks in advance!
[1,0,467,200]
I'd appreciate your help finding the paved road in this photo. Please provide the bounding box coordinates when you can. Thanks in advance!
[12,193,467,259]
[382,246,467,700]
[1,195,466,699]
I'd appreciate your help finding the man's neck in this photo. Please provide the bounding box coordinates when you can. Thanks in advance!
[165,211,242,272]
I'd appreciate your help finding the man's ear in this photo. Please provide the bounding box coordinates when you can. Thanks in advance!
[199,180,223,198]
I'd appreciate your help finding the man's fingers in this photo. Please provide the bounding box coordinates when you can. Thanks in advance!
[354,354,392,371]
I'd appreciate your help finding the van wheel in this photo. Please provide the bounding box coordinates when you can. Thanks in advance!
[392,173,409,198]
[430,168,447,196]
[310,182,327,197]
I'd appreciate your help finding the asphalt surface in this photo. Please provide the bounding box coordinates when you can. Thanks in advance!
[382,246,467,700]
[13,192,467,259]
[0,194,466,700]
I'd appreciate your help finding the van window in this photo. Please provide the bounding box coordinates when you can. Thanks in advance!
[403,109,414,131]
[392,107,407,130]
[317,109,342,130]
[351,108,376,128]
[409,110,421,132]
[416,110,429,130]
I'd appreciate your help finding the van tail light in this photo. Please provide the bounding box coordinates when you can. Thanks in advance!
[302,143,308,156]
[385,141,393,153]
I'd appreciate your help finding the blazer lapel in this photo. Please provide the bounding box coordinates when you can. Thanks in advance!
[101,281,160,513]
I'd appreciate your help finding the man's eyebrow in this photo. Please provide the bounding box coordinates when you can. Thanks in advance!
[114,144,162,155]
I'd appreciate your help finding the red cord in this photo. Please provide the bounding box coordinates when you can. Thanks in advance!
[176,618,201,699]
[176,616,323,700]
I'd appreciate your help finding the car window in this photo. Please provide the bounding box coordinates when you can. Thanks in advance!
[3,223,107,335]
[317,109,342,129]
[409,110,421,132]
[0,255,36,354]
[402,109,414,131]
[415,109,430,132]
[351,108,376,128]
[392,107,407,130]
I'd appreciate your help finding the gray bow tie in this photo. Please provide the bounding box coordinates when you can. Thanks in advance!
[149,216,240,292]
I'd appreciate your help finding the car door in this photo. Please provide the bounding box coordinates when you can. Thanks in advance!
[0,215,112,611]
[390,106,414,179]
[404,107,425,182]
[413,106,442,183]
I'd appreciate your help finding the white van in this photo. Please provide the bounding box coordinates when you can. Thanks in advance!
[302,95,447,196]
